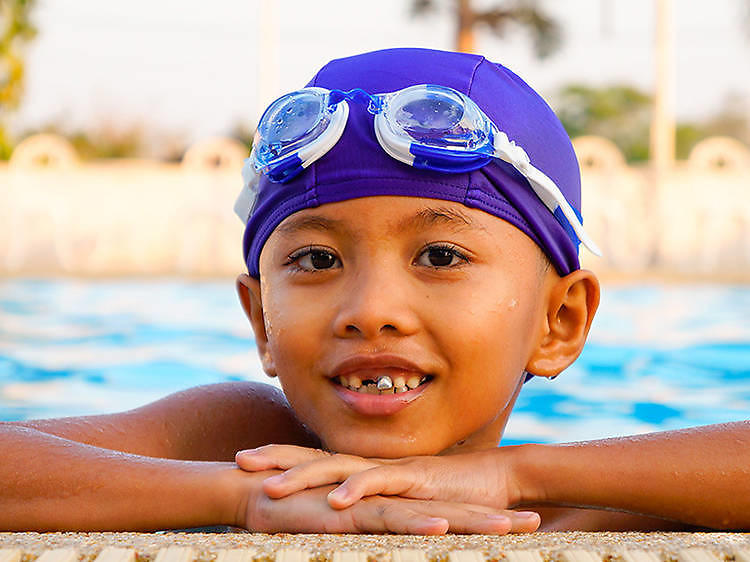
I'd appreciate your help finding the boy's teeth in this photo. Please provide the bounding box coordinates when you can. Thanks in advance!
[376,375,393,390]
[339,374,431,394]
[406,376,421,389]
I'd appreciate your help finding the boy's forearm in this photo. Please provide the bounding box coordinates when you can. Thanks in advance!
[0,425,254,531]
[510,421,750,530]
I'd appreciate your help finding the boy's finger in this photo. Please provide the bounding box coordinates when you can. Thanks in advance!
[506,510,541,533]
[235,444,332,471]
[327,465,416,508]
[262,455,378,498]
[351,501,449,535]
[399,500,538,534]
[354,498,518,535]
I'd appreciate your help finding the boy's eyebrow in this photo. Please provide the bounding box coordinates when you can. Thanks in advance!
[275,206,483,236]
[400,206,484,233]
[275,215,346,235]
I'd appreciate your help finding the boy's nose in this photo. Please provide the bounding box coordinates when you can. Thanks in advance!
[331,267,420,340]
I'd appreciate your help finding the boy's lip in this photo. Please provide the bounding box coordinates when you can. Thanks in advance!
[329,354,428,379]
[327,353,433,416]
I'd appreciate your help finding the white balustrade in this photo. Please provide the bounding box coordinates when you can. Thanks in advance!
[0,134,748,277]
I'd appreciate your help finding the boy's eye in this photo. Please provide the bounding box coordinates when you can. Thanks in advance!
[288,247,340,271]
[415,244,469,268]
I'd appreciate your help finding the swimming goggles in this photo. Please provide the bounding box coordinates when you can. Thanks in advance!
[234,84,600,255]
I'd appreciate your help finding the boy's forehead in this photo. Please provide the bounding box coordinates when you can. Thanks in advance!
[272,197,491,239]
[258,195,552,294]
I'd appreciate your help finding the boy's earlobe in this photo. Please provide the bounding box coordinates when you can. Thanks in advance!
[525,269,600,378]
[236,274,277,378]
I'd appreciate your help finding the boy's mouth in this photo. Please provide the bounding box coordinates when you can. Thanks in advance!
[333,374,433,395]
[328,354,435,415]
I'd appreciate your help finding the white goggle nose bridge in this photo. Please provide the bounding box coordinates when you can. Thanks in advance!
[236,85,601,256]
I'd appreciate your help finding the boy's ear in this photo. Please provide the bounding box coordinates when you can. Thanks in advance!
[236,274,277,378]
[525,269,600,378]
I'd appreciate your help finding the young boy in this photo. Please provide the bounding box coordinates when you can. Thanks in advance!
[0,48,748,534]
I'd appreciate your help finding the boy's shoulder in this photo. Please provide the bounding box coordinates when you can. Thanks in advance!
[137,380,320,459]
[11,381,318,461]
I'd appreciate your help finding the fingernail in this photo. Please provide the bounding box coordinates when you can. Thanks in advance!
[516,511,539,519]
[328,487,349,501]
[264,474,285,485]
[237,448,259,456]
[486,514,510,521]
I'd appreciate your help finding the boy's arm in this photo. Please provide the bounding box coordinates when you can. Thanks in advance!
[515,421,750,530]
[240,421,750,530]
[1,381,535,533]
[0,424,536,533]
[0,382,293,530]
[0,423,248,530]
[8,381,318,461]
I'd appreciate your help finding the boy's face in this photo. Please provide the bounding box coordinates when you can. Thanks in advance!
[244,196,562,458]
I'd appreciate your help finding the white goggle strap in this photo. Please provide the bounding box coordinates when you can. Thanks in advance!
[234,157,260,223]
[493,133,602,256]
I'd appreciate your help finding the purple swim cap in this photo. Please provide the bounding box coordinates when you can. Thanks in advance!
[242,47,583,278]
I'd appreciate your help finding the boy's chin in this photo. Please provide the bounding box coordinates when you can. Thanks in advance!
[319,431,449,458]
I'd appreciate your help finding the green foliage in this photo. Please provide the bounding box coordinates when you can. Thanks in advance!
[67,126,144,160]
[0,0,37,159]
[675,123,706,160]
[0,124,13,159]
[229,122,254,153]
[554,84,652,162]
[555,84,750,162]
[20,121,150,160]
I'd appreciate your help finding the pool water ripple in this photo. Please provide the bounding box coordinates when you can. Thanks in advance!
[0,279,748,444]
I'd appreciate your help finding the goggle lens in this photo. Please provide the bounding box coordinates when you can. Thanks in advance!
[384,85,492,151]
[394,96,464,136]
[255,89,332,167]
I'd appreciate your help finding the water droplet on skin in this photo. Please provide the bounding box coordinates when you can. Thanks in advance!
[508,298,518,310]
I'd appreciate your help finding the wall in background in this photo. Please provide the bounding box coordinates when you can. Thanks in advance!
[1,134,748,278]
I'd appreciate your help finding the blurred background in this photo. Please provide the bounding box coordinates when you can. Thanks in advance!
[0,0,748,444]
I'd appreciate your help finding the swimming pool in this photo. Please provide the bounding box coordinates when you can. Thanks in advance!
[0,279,748,444]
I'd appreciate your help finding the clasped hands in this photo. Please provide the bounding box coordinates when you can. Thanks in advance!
[235,444,540,535]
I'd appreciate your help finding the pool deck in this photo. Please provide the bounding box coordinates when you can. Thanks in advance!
[1,532,749,562]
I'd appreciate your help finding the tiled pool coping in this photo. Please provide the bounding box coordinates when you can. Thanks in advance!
[0,532,749,561]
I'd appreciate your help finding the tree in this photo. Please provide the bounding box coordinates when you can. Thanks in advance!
[0,0,37,159]
[411,0,561,56]
[555,84,653,162]
[555,84,749,162]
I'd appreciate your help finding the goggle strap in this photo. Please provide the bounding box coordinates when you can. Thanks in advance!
[524,166,602,256]
[492,132,601,255]
[234,167,260,223]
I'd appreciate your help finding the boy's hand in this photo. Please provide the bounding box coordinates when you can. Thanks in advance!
[236,444,524,513]
[242,480,539,534]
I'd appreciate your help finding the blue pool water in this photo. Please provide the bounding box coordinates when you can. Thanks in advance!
[0,279,748,444]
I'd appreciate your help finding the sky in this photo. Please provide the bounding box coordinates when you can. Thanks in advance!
[11,0,750,143]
